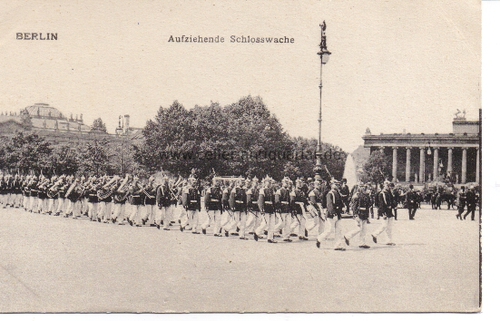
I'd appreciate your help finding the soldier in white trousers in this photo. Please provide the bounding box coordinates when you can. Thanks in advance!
[371,182,396,246]
[317,179,345,250]
[344,183,372,249]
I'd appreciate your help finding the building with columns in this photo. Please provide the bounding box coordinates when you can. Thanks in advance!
[362,111,480,184]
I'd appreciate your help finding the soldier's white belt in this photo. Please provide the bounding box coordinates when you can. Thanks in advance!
[281,201,289,204]
[236,201,244,203]
[265,201,273,204]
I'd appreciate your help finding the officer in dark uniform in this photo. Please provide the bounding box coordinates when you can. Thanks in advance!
[405,184,419,220]
[391,183,400,220]
[463,186,477,221]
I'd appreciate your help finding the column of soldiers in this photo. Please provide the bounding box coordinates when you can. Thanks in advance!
[1,170,480,249]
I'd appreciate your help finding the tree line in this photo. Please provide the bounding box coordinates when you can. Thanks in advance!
[0,96,347,180]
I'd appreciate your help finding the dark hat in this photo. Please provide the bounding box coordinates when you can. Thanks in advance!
[409,184,414,189]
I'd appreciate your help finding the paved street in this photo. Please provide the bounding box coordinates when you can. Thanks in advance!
[0,205,480,313]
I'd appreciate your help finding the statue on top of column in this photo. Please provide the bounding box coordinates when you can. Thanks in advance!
[454,109,466,120]
[319,21,327,51]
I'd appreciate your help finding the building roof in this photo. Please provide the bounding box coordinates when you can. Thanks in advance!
[25,103,65,119]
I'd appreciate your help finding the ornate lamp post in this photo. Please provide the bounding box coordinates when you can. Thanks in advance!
[313,21,332,180]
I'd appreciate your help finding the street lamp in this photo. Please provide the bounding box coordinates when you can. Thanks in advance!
[313,20,332,180]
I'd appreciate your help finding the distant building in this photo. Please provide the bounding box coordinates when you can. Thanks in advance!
[0,103,143,143]
[362,110,480,184]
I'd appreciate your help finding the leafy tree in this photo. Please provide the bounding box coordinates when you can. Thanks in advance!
[137,96,346,180]
[289,136,347,180]
[2,132,52,174]
[91,118,107,133]
[359,149,391,185]
[78,138,114,176]
[49,143,80,175]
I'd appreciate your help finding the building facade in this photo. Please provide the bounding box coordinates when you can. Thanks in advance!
[362,111,480,184]
[0,103,142,143]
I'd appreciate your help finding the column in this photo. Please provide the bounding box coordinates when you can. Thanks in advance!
[419,147,425,183]
[433,148,439,181]
[476,148,480,183]
[447,148,453,175]
[405,147,411,182]
[461,148,467,184]
[392,147,398,182]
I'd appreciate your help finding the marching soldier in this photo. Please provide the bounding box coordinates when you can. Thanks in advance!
[289,178,309,240]
[344,183,372,249]
[275,177,293,242]
[229,178,248,240]
[155,176,173,230]
[97,176,116,223]
[255,176,276,243]
[142,176,157,226]
[456,186,466,220]
[372,181,396,246]
[55,176,70,216]
[202,179,223,236]
[339,178,350,214]
[391,183,401,220]
[87,176,99,221]
[65,177,83,218]
[305,180,323,238]
[182,177,201,233]
[112,175,130,225]
[463,185,477,221]
[220,181,236,236]
[245,177,261,237]
[316,178,345,250]
[128,176,143,226]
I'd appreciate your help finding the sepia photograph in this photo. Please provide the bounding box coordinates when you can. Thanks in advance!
[0,0,482,313]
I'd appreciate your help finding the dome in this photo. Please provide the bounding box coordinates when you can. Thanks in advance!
[25,103,65,119]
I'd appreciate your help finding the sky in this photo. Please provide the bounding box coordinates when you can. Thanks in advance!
[0,0,481,153]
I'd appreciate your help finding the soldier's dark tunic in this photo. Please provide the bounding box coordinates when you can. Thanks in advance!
[185,187,201,211]
[13,178,22,196]
[87,184,99,204]
[37,181,48,200]
[221,187,230,212]
[246,187,260,213]
[352,191,371,220]
[326,188,343,219]
[290,188,307,215]
[67,184,83,203]
[258,187,275,214]
[230,186,247,212]
[143,184,156,206]
[156,184,171,208]
[275,188,291,214]
[129,184,143,206]
[378,189,394,218]
[113,188,128,205]
[205,186,222,212]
